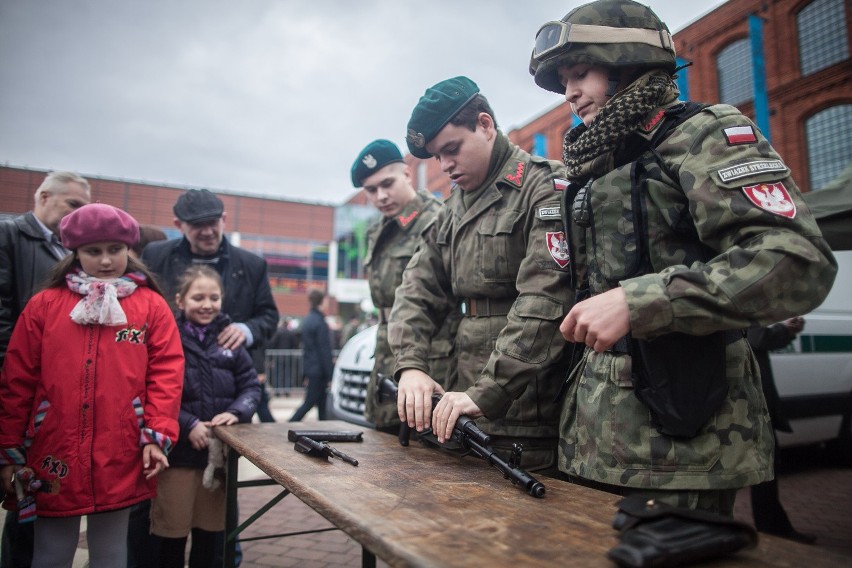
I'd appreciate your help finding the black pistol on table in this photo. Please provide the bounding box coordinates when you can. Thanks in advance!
[294,435,359,466]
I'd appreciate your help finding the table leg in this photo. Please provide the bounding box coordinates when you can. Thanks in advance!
[224,446,239,568]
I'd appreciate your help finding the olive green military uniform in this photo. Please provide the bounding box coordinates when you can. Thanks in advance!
[561,101,837,493]
[364,189,457,428]
[389,135,575,470]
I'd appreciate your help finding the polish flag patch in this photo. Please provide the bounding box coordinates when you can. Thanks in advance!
[553,178,569,191]
[546,231,570,268]
[742,182,797,219]
[723,125,757,145]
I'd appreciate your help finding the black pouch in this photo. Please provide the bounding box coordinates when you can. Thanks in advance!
[630,331,729,438]
[608,496,758,568]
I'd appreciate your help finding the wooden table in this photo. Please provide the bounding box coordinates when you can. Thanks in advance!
[215,421,843,568]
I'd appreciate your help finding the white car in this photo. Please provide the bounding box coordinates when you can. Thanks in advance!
[327,325,377,428]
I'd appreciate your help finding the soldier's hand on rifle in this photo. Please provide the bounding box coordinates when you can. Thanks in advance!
[433,392,483,444]
[398,369,444,432]
[561,287,630,353]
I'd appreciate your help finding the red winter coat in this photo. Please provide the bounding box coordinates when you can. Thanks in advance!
[0,285,184,517]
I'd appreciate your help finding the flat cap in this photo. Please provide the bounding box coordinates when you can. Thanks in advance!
[173,189,224,223]
[60,203,140,250]
[406,76,480,159]
[350,139,404,187]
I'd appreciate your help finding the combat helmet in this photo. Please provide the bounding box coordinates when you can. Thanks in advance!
[529,0,676,95]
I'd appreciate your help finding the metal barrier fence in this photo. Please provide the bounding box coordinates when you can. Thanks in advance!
[264,349,303,394]
[264,348,340,395]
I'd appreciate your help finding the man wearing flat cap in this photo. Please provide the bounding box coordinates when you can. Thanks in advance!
[388,76,576,473]
[350,139,457,432]
[137,188,278,564]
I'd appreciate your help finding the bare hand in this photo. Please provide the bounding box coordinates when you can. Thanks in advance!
[560,287,631,352]
[210,412,239,427]
[0,464,22,495]
[143,444,169,479]
[783,316,805,336]
[188,422,211,451]
[432,392,483,443]
[218,323,247,351]
[398,369,444,432]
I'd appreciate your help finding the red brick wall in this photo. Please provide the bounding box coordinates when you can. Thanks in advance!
[674,0,852,192]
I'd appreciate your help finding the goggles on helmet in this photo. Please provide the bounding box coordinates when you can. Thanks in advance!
[532,20,675,64]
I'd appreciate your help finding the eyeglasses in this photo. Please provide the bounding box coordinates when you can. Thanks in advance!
[532,20,675,64]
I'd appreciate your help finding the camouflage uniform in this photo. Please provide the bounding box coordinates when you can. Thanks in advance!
[561,102,837,491]
[389,137,575,469]
[363,189,456,427]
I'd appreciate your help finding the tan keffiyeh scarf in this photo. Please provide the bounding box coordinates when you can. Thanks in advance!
[563,70,680,181]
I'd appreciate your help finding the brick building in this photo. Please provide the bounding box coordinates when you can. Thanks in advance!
[409,0,852,195]
[0,165,342,317]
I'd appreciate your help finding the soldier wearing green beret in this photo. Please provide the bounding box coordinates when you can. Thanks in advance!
[529,0,837,513]
[350,139,457,431]
[388,76,576,472]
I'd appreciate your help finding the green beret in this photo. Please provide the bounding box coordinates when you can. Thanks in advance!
[406,76,480,159]
[350,139,404,187]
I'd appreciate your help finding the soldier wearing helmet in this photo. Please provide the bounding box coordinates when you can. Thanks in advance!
[529,0,837,515]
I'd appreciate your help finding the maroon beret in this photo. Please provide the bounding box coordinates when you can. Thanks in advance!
[60,203,140,250]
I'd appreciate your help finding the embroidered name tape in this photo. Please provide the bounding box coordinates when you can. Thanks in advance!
[717,159,787,182]
[537,205,562,220]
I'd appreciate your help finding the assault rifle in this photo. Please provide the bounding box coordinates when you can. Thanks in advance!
[377,375,546,498]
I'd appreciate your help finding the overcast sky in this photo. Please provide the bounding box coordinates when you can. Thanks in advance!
[0,0,727,205]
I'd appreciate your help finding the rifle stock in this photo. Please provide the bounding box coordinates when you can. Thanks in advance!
[377,375,546,498]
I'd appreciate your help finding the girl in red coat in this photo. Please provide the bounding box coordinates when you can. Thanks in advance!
[0,203,184,567]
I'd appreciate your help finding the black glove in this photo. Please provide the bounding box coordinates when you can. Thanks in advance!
[607,496,758,567]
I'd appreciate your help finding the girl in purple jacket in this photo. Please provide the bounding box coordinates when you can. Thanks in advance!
[150,265,260,568]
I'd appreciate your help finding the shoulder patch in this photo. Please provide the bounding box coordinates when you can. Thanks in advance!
[723,125,757,145]
[504,161,525,187]
[537,204,561,220]
[639,108,666,133]
[717,159,787,183]
[742,182,797,219]
[553,178,569,191]
[545,231,570,268]
[398,210,419,227]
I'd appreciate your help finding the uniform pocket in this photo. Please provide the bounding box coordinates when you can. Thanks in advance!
[476,210,524,283]
[496,295,562,364]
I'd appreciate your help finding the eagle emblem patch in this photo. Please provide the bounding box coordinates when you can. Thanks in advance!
[546,231,570,268]
[742,182,796,219]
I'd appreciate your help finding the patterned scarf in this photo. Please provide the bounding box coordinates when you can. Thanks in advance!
[65,269,140,325]
[562,70,680,181]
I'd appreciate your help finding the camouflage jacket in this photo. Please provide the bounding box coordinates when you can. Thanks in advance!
[363,190,456,427]
[561,102,837,490]
[389,141,575,440]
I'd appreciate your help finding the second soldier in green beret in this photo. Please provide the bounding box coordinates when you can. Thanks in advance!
[350,139,457,432]
[388,77,576,472]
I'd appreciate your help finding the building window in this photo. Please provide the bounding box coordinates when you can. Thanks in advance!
[717,38,753,105]
[798,0,850,76]
[806,104,852,189]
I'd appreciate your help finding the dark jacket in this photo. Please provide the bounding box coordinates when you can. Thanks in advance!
[141,236,279,360]
[747,323,795,433]
[170,313,261,469]
[301,307,333,381]
[0,212,66,364]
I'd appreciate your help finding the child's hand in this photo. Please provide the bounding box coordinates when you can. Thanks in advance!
[1,464,22,495]
[142,444,169,480]
[188,422,211,451]
[210,412,239,427]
